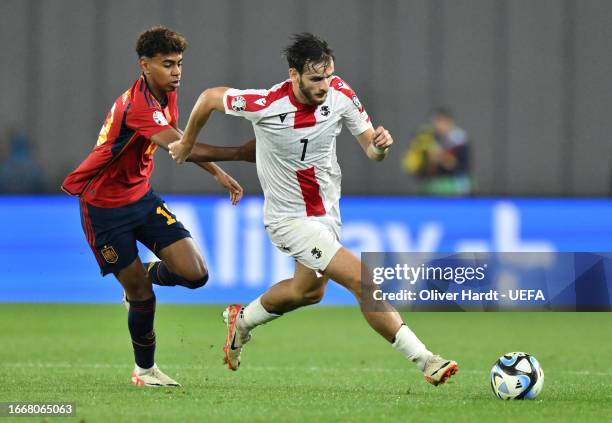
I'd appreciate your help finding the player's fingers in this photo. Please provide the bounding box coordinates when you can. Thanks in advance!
[378,134,392,148]
[373,129,390,146]
[373,127,385,141]
[233,189,242,204]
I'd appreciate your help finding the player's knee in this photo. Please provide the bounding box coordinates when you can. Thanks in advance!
[183,270,209,290]
[125,285,154,301]
[301,286,325,305]
[177,255,208,284]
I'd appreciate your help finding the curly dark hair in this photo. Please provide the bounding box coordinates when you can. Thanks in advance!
[135,26,187,58]
[282,33,334,74]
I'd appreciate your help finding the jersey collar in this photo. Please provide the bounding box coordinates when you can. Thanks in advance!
[287,81,317,111]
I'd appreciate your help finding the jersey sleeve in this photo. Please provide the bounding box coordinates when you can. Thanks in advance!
[126,97,173,139]
[331,77,373,136]
[223,88,272,122]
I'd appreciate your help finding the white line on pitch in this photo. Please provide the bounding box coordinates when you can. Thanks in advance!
[0,362,610,377]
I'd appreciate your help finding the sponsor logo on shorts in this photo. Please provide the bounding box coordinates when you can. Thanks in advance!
[231,96,247,112]
[311,247,322,260]
[101,245,119,264]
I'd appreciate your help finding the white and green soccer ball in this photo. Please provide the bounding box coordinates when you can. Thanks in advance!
[490,352,544,400]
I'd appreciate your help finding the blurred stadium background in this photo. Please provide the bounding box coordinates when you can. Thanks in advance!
[2,0,612,304]
[1,0,612,304]
[2,2,612,421]
[1,0,611,196]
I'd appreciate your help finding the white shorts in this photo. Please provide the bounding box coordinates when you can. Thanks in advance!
[266,214,342,272]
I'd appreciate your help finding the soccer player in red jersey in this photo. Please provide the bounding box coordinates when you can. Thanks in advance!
[170,33,458,386]
[62,27,254,387]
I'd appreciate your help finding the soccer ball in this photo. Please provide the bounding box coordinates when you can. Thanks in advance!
[490,352,544,400]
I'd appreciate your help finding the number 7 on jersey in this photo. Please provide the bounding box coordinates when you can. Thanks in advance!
[300,138,308,161]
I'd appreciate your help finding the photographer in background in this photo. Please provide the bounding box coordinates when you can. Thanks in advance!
[402,107,472,196]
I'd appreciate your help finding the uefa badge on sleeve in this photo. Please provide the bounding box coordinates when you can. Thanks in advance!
[231,96,247,112]
[152,110,168,126]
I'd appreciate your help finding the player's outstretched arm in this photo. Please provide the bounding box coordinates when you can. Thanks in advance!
[168,87,228,164]
[150,127,245,204]
[188,138,256,163]
[356,126,393,162]
[152,127,255,163]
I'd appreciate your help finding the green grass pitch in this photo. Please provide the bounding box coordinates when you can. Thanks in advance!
[1,304,611,422]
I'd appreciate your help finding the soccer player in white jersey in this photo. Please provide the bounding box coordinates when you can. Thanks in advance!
[170,33,458,385]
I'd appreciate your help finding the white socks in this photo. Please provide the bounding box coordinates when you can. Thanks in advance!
[392,324,432,371]
[240,296,280,332]
[135,363,155,375]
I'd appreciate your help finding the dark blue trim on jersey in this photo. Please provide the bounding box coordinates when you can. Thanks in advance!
[111,104,135,157]
[142,85,152,107]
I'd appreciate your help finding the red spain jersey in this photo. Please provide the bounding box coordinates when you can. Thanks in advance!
[62,75,178,207]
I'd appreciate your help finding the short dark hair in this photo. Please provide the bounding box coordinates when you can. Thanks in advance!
[136,26,187,58]
[282,33,334,74]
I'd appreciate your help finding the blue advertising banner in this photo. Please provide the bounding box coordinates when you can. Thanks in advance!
[1,196,612,304]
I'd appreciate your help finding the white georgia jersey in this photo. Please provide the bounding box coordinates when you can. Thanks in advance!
[223,76,372,226]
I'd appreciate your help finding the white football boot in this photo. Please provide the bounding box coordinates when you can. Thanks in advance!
[222,304,252,371]
[423,355,459,386]
[131,364,181,387]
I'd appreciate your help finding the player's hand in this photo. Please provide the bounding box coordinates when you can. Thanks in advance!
[168,140,192,164]
[214,171,244,205]
[372,126,393,150]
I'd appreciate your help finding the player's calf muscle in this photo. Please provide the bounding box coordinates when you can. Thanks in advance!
[299,286,325,305]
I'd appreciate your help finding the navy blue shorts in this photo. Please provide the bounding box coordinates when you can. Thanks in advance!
[79,190,191,276]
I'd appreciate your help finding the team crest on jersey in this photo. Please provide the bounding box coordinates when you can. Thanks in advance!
[152,110,168,126]
[231,96,247,111]
[320,105,330,117]
[101,245,119,264]
[352,95,362,109]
